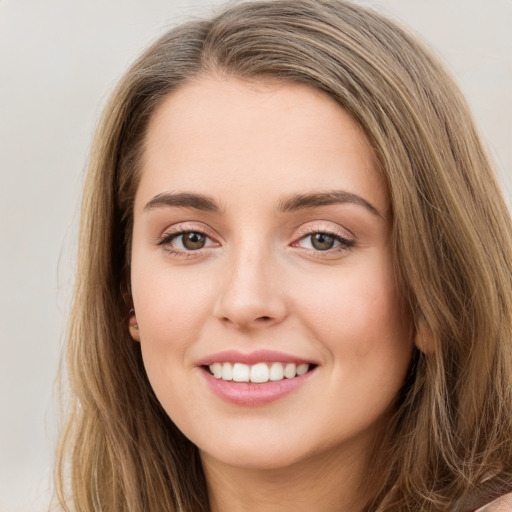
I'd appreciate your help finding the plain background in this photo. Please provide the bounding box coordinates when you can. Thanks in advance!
[0,1,511,510]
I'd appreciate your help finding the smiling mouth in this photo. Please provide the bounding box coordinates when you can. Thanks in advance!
[205,362,317,383]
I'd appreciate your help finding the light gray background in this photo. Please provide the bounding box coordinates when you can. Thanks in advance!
[1,1,511,511]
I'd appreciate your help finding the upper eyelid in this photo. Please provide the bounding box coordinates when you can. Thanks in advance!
[292,222,355,241]
[155,221,355,245]
[159,230,214,244]
[157,228,219,255]
[293,231,354,248]
[158,222,218,240]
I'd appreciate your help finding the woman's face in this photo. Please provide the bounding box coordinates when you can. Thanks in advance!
[130,77,412,471]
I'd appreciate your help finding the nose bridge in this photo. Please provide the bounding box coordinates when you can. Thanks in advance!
[214,235,286,329]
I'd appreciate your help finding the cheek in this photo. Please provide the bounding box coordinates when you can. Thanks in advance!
[130,258,217,388]
[294,256,411,382]
[132,260,214,333]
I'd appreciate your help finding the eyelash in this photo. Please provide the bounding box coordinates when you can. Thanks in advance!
[291,226,355,254]
[157,226,355,257]
[157,225,218,257]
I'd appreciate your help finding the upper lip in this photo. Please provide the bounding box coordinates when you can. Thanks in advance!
[195,349,318,367]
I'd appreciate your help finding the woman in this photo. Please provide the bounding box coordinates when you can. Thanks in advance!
[55,0,512,510]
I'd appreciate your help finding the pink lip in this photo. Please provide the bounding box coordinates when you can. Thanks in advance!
[195,349,316,366]
[196,350,318,406]
[199,368,316,406]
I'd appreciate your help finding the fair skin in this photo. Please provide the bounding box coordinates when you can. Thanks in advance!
[130,76,413,512]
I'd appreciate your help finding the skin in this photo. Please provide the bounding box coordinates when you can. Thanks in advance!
[130,76,413,512]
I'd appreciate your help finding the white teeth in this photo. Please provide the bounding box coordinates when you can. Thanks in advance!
[210,362,223,378]
[250,362,270,383]
[284,363,296,379]
[221,362,233,381]
[296,363,309,376]
[208,362,311,382]
[269,362,284,381]
[232,363,250,382]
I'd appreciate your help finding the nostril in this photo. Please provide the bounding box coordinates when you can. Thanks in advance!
[219,311,281,328]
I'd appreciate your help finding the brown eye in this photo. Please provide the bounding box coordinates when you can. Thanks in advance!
[181,232,207,250]
[310,233,335,251]
[295,231,354,253]
[158,228,217,254]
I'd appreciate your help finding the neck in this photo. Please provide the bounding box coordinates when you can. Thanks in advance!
[201,443,375,512]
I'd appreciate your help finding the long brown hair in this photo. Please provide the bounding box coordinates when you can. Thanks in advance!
[55,1,512,510]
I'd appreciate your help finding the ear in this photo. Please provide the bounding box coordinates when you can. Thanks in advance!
[129,308,140,342]
[414,316,435,354]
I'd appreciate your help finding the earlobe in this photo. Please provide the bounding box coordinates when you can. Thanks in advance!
[414,316,435,354]
[129,308,140,342]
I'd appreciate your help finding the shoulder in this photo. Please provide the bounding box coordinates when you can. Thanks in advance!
[475,493,512,512]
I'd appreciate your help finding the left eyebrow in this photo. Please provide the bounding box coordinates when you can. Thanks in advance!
[277,190,384,218]
[144,192,221,212]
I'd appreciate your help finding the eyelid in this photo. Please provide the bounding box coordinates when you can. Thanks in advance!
[157,222,220,248]
[155,221,355,256]
[292,221,355,243]
[291,222,356,254]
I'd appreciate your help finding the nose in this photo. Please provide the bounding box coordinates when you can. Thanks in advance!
[213,248,288,330]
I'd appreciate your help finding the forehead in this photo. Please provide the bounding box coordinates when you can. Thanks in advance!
[136,76,388,215]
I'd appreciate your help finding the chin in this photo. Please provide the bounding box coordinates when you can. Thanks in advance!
[200,442,311,471]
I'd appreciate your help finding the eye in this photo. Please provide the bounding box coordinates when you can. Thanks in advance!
[179,232,208,250]
[158,230,216,252]
[308,233,337,251]
[295,231,354,252]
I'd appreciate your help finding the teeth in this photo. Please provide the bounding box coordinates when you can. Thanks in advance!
[221,362,233,381]
[208,362,311,383]
[284,363,296,379]
[209,363,222,378]
[296,363,309,376]
[269,362,284,381]
[250,362,270,383]
[232,362,250,382]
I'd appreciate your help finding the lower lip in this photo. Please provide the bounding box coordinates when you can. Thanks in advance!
[200,367,316,406]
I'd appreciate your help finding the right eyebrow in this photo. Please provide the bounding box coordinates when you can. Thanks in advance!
[277,190,384,218]
[144,192,220,213]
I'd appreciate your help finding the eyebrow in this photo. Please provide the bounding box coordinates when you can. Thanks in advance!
[143,189,383,217]
[277,190,383,217]
[144,192,220,212]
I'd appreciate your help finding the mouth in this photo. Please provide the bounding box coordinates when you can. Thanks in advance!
[196,350,319,405]
[204,361,317,383]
